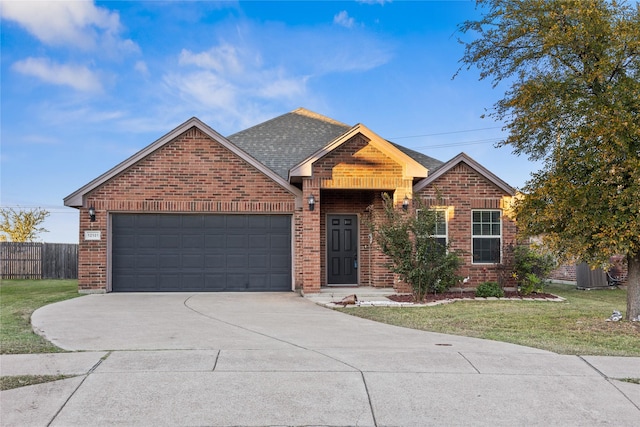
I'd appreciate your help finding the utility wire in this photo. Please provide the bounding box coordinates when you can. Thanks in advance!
[410,137,504,150]
[390,126,503,139]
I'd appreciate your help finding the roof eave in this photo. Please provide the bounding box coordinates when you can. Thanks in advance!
[288,124,429,179]
[64,117,302,208]
[413,152,515,196]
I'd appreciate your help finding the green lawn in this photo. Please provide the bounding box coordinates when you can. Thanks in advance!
[0,279,81,354]
[337,282,640,356]
[1,279,638,357]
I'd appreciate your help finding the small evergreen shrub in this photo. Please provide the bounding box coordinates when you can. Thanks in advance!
[475,281,504,298]
[513,245,556,295]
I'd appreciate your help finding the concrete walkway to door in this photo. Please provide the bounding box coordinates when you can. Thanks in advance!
[1,292,639,426]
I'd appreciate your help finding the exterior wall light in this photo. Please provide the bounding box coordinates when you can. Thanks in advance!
[88,206,96,222]
[402,195,410,211]
[308,194,316,211]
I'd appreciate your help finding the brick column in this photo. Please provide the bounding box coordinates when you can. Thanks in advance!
[301,179,321,293]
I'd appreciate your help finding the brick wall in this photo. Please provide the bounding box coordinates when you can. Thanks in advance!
[549,263,577,282]
[319,189,396,289]
[300,134,412,292]
[416,162,517,290]
[79,126,297,292]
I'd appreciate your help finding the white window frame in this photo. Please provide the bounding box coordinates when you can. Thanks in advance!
[471,209,502,264]
[417,207,448,247]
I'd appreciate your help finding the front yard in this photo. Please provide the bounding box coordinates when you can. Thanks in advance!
[337,282,640,356]
[0,279,81,354]
[1,279,638,356]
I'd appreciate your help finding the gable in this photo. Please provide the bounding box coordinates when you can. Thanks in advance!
[413,152,515,196]
[311,133,407,189]
[85,127,298,205]
[64,117,301,208]
[289,124,428,181]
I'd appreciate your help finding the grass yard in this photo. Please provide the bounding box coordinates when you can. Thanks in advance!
[337,282,640,356]
[1,279,638,357]
[0,279,81,354]
[0,375,74,391]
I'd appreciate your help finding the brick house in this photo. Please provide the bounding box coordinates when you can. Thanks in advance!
[64,108,516,294]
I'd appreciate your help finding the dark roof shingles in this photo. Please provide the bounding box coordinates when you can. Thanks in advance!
[227,108,443,178]
[227,109,350,179]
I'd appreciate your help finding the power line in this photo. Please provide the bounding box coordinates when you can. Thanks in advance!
[390,126,503,140]
[410,137,504,150]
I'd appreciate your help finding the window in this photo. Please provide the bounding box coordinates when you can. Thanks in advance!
[417,208,447,247]
[472,210,501,263]
[433,210,447,247]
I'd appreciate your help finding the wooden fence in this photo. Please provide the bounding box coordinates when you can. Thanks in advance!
[0,242,78,280]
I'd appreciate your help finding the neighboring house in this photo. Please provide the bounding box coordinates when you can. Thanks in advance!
[64,108,516,294]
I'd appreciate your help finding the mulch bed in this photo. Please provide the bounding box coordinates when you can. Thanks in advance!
[388,291,558,303]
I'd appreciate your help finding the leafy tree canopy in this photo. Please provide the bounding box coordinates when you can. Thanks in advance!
[0,207,49,242]
[458,0,640,319]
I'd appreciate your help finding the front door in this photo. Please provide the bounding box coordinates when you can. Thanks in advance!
[327,215,358,285]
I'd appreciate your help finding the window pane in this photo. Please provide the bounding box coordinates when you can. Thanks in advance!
[472,210,502,237]
[435,211,446,235]
[473,238,501,263]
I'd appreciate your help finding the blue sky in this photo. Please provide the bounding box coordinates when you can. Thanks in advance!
[1,0,540,243]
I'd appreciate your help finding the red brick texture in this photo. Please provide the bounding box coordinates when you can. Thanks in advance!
[78,127,297,292]
[415,162,517,290]
[77,125,516,295]
[300,134,413,292]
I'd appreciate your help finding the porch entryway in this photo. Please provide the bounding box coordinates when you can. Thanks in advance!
[326,214,358,286]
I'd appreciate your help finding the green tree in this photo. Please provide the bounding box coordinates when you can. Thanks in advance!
[458,0,640,319]
[369,193,463,301]
[0,207,50,242]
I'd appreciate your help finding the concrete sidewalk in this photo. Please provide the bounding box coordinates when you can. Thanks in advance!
[1,292,639,426]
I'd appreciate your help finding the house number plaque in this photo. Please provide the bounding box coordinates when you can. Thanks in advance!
[84,230,101,241]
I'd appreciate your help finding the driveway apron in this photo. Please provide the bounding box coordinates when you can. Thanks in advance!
[1,292,637,426]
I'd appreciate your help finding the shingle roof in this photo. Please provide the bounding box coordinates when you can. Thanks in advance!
[227,108,351,179]
[227,107,444,179]
[391,142,444,173]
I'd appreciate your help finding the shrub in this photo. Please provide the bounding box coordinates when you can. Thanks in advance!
[369,193,463,301]
[513,245,556,295]
[475,281,504,298]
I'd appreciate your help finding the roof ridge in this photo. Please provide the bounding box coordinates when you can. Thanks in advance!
[291,107,350,128]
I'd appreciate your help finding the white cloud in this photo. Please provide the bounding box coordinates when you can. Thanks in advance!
[13,57,103,92]
[165,70,237,110]
[179,44,243,74]
[258,74,308,99]
[134,60,149,76]
[334,11,355,29]
[0,0,138,54]
[170,41,309,107]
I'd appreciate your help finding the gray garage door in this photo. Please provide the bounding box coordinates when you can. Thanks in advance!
[111,214,291,292]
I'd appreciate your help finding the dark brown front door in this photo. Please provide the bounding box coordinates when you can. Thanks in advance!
[327,215,358,285]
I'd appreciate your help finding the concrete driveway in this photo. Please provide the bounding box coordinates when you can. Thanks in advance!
[2,292,639,426]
